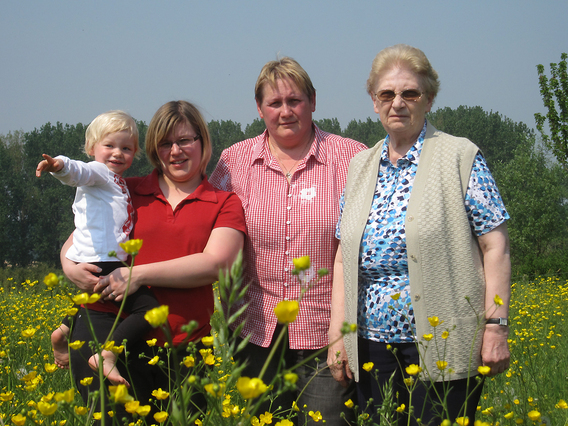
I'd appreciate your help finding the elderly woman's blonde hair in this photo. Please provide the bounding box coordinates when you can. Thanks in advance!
[255,57,316,104]
[145,101,212,175]
[366,44,440,101]
[84,110,140,158]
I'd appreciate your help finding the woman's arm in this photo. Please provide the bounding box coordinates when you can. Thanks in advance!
[326,244,353,387]
[96,227,244,301]
[478,222,511,376]
[60,234,101,292]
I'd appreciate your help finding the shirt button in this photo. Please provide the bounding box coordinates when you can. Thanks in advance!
[408,216,414,222]
[286,236,290,240]
[410,254,417,262]
[284,267,289,272]
[414,294,421,302]
[285,251,289,255]
[284,283,288,287]
[286,221,291,225]
[284,297,289,301]
[288,193,292,197]
[287,206,291,210]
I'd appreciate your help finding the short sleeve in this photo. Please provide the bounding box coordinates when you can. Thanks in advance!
[464,153,510,236]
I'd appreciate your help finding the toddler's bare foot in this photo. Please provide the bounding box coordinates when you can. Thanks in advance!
[89,350,130,387]
[51,325,70,369]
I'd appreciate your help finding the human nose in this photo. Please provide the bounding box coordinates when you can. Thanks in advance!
[170,141,183,154]
[391,93,406,108]
[280,102,293,116]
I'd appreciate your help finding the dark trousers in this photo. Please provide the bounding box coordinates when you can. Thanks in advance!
[236,325,356,426]
[357,338,483,425]
[69,310,206,422]
[62,261,159,345]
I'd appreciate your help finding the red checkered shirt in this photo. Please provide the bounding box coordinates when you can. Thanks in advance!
[210,126,367,349]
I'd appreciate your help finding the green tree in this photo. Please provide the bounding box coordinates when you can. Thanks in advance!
[427,106,534,170]
[24,122,87,265]
[493,140,568,277]
[244,118,266,140]
[343,117,387,147]
[314,118,342,135]
[535,53,568,169]
[123,120,153,178]
[207,120,245,176]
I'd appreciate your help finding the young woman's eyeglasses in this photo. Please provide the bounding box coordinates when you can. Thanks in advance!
[158,135,201,151]
[375,89,423,102]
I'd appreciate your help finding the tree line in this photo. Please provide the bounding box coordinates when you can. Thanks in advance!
[1,105,567,278]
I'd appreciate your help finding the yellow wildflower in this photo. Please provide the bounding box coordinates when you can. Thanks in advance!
[125,401,140,413]
[37,401,58,416]
[153,411,169,423]
[494,294,504,306]
[148,356,160,365]
[69,340,85,350]
[151,388,170,400]
[183,356,195,367]
[391,293,401,301]
[344,399,354,408]
[455,417,469,426]
[396,404,406,413]
[362,362,374,372]
[284,372,298,384]
[109,384,134,403]
[441,331,449,339]
[504,412,514,419]
[80,377,93,386]
[405,364,422,376]
[43,273,59,289]
[120,239,143,255]
[237,377,268,399]
[144,305,169,327]
[422,333,433,341]
[556,399,568,409]
[274,300,299,324]
[199,348,216,365]
[275,420,294,426]
[1,391,14,401]
[72,293,100,304]
[11,414,27,426]
[292,255,310,271]
[44,363,57,373]
[436,360,448,371]
[477,366,492,376]
[21,328,37,338]
[74,406,88,415]
[428,316,443,327]
[309,411,323,422]
[146,338,158,347]
[527,411,540,422]
[136,405,151,416]
[259,412,273,424]
[201,335,214,346]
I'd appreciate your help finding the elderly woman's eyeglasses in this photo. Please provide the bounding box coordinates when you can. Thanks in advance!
[376,89,423,102]
[158,135,201,151]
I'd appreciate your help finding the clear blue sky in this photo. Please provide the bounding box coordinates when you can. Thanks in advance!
[1,1,567,136]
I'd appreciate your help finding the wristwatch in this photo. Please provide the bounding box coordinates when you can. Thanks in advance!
[486,317,508,326]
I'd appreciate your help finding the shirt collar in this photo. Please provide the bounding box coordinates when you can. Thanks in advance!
[381,120,427,166]
[131,169,219,203]
[250,124,328,167]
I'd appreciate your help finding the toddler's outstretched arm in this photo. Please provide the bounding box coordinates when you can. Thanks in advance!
[36,154,63,176]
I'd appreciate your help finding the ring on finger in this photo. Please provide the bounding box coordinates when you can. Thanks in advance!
[109,293,116,300]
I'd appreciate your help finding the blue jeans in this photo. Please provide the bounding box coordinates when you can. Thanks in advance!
[236,326,356,426]
[357,338,483,425]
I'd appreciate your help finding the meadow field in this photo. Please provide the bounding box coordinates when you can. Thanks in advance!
[0,270,567,426]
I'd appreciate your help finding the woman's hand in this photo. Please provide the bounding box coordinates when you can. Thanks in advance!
[95,267,140,302]
[327,338,352,387]
[481,325,510,376]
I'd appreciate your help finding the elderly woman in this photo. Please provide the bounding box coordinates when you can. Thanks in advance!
[61,101,246,415]
[211,57,366,425]
[327,45,511,424]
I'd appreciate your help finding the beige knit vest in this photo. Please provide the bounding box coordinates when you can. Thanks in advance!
[340,123,485,382]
